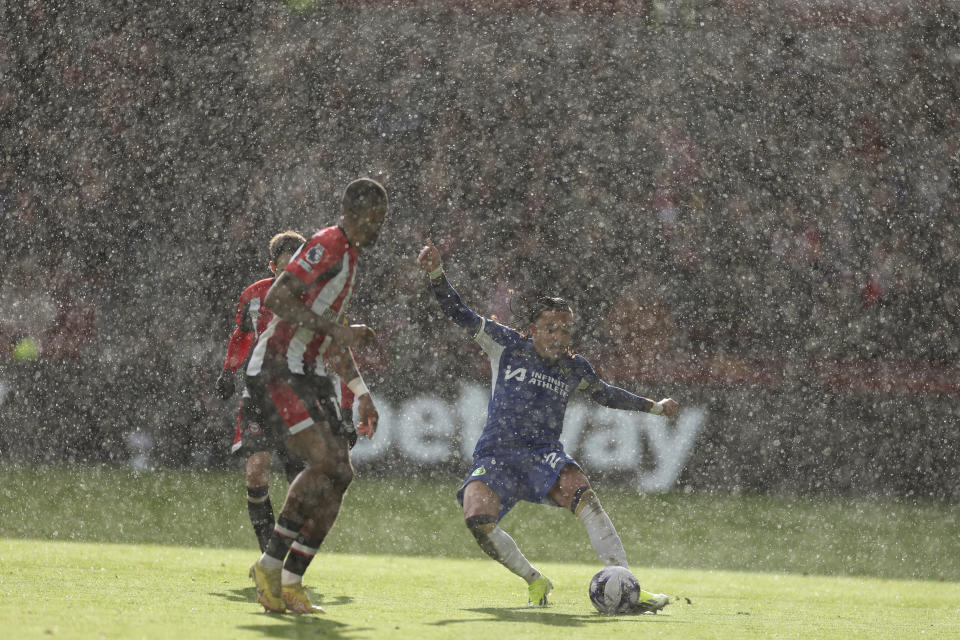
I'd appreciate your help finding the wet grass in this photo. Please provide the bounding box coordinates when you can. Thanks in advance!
[2,539,958,640]
[0,463,957,582]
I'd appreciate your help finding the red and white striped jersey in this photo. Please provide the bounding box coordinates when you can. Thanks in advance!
[221,278,273,373]
[246,225,357,377]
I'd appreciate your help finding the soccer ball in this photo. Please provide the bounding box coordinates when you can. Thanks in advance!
[589,566,641,615]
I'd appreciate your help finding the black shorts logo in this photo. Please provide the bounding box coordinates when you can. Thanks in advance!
[247,422,262,435]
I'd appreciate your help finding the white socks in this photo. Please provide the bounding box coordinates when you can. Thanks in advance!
[485,526,542,584]
[281,569,302,586]
[576,491,629,568]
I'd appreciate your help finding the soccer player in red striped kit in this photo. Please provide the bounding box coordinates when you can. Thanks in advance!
[247,178,388,614]
[214,230,356,553]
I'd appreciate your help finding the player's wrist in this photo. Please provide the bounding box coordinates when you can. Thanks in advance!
[428,265,444,280]
[648,400,664,415]
[347,376,370,397]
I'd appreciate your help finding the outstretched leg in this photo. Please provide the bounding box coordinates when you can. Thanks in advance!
[462,481,552,606]
[548,465,669,613]
[548,465,628,567]
[570,487,629,568]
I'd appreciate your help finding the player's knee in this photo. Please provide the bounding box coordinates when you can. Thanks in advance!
[570,486,600,516]
[465,514,497,541]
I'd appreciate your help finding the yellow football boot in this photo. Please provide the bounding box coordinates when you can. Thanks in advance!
[249,562,284,613]
[528,575,553,607]
[282,582,326,615]
[637,589,670,613]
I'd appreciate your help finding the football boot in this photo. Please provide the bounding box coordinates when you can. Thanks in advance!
[636,589,670,614]
[249,562,285,613]
[528,575,554,607]
[282,583,326,615]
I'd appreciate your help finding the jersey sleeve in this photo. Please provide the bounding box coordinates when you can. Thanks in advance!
[222,327,253,371]
[285,229,342,286]
[474,317,523,356]
[222,291,254,371]
[575,355,655,413]
[430,274,483,333]
[429,274,522,355]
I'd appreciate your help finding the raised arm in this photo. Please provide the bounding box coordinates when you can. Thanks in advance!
[417,238,483,334]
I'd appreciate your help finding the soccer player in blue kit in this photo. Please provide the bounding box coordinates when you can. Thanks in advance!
[417,238,679,612]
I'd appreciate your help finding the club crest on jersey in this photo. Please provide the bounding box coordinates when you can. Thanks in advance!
[305,245,325,264]
[247,422,262,435]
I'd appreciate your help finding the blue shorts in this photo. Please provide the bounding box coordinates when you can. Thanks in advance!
[456,447,581,522]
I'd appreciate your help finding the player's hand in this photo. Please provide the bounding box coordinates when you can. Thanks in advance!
[214,370,236,400]
[417,238,443,273]
[356,394,378,439]
[657,398,679,418]
[333,323,377,348]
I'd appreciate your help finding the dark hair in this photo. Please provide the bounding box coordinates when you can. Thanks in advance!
[269,230,305,264]
[529,296,573,324]
[342,178,388,216]
[508,294,573,337]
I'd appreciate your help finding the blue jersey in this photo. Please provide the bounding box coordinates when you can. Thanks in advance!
[473,317,595,455]
[430,275,655,458]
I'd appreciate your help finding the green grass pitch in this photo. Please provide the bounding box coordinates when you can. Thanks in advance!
[1,465,958,639]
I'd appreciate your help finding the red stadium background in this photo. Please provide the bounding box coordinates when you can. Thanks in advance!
[1,0,957,498]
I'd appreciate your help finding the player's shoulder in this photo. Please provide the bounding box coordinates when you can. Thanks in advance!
[244,277,274,296]
[297,225,348,263]
[482,317,524,343]
[569,353,596,374]
[239,277,273,303]
[309,225,349,250]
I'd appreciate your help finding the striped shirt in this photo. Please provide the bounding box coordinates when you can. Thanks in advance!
[247,225,357,377]
[222,278,273,373]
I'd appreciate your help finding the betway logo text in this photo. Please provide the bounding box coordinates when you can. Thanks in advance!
[351,385,706,493]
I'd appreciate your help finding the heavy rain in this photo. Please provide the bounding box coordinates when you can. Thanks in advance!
[0,0,958,636]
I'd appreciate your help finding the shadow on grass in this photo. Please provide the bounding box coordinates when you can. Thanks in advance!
[431,606,679,628]
[216,587,366,639]
[238,616,372,640]
[216,587,354,609]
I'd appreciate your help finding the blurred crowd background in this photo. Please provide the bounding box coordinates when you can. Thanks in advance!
[1,1,958,496]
